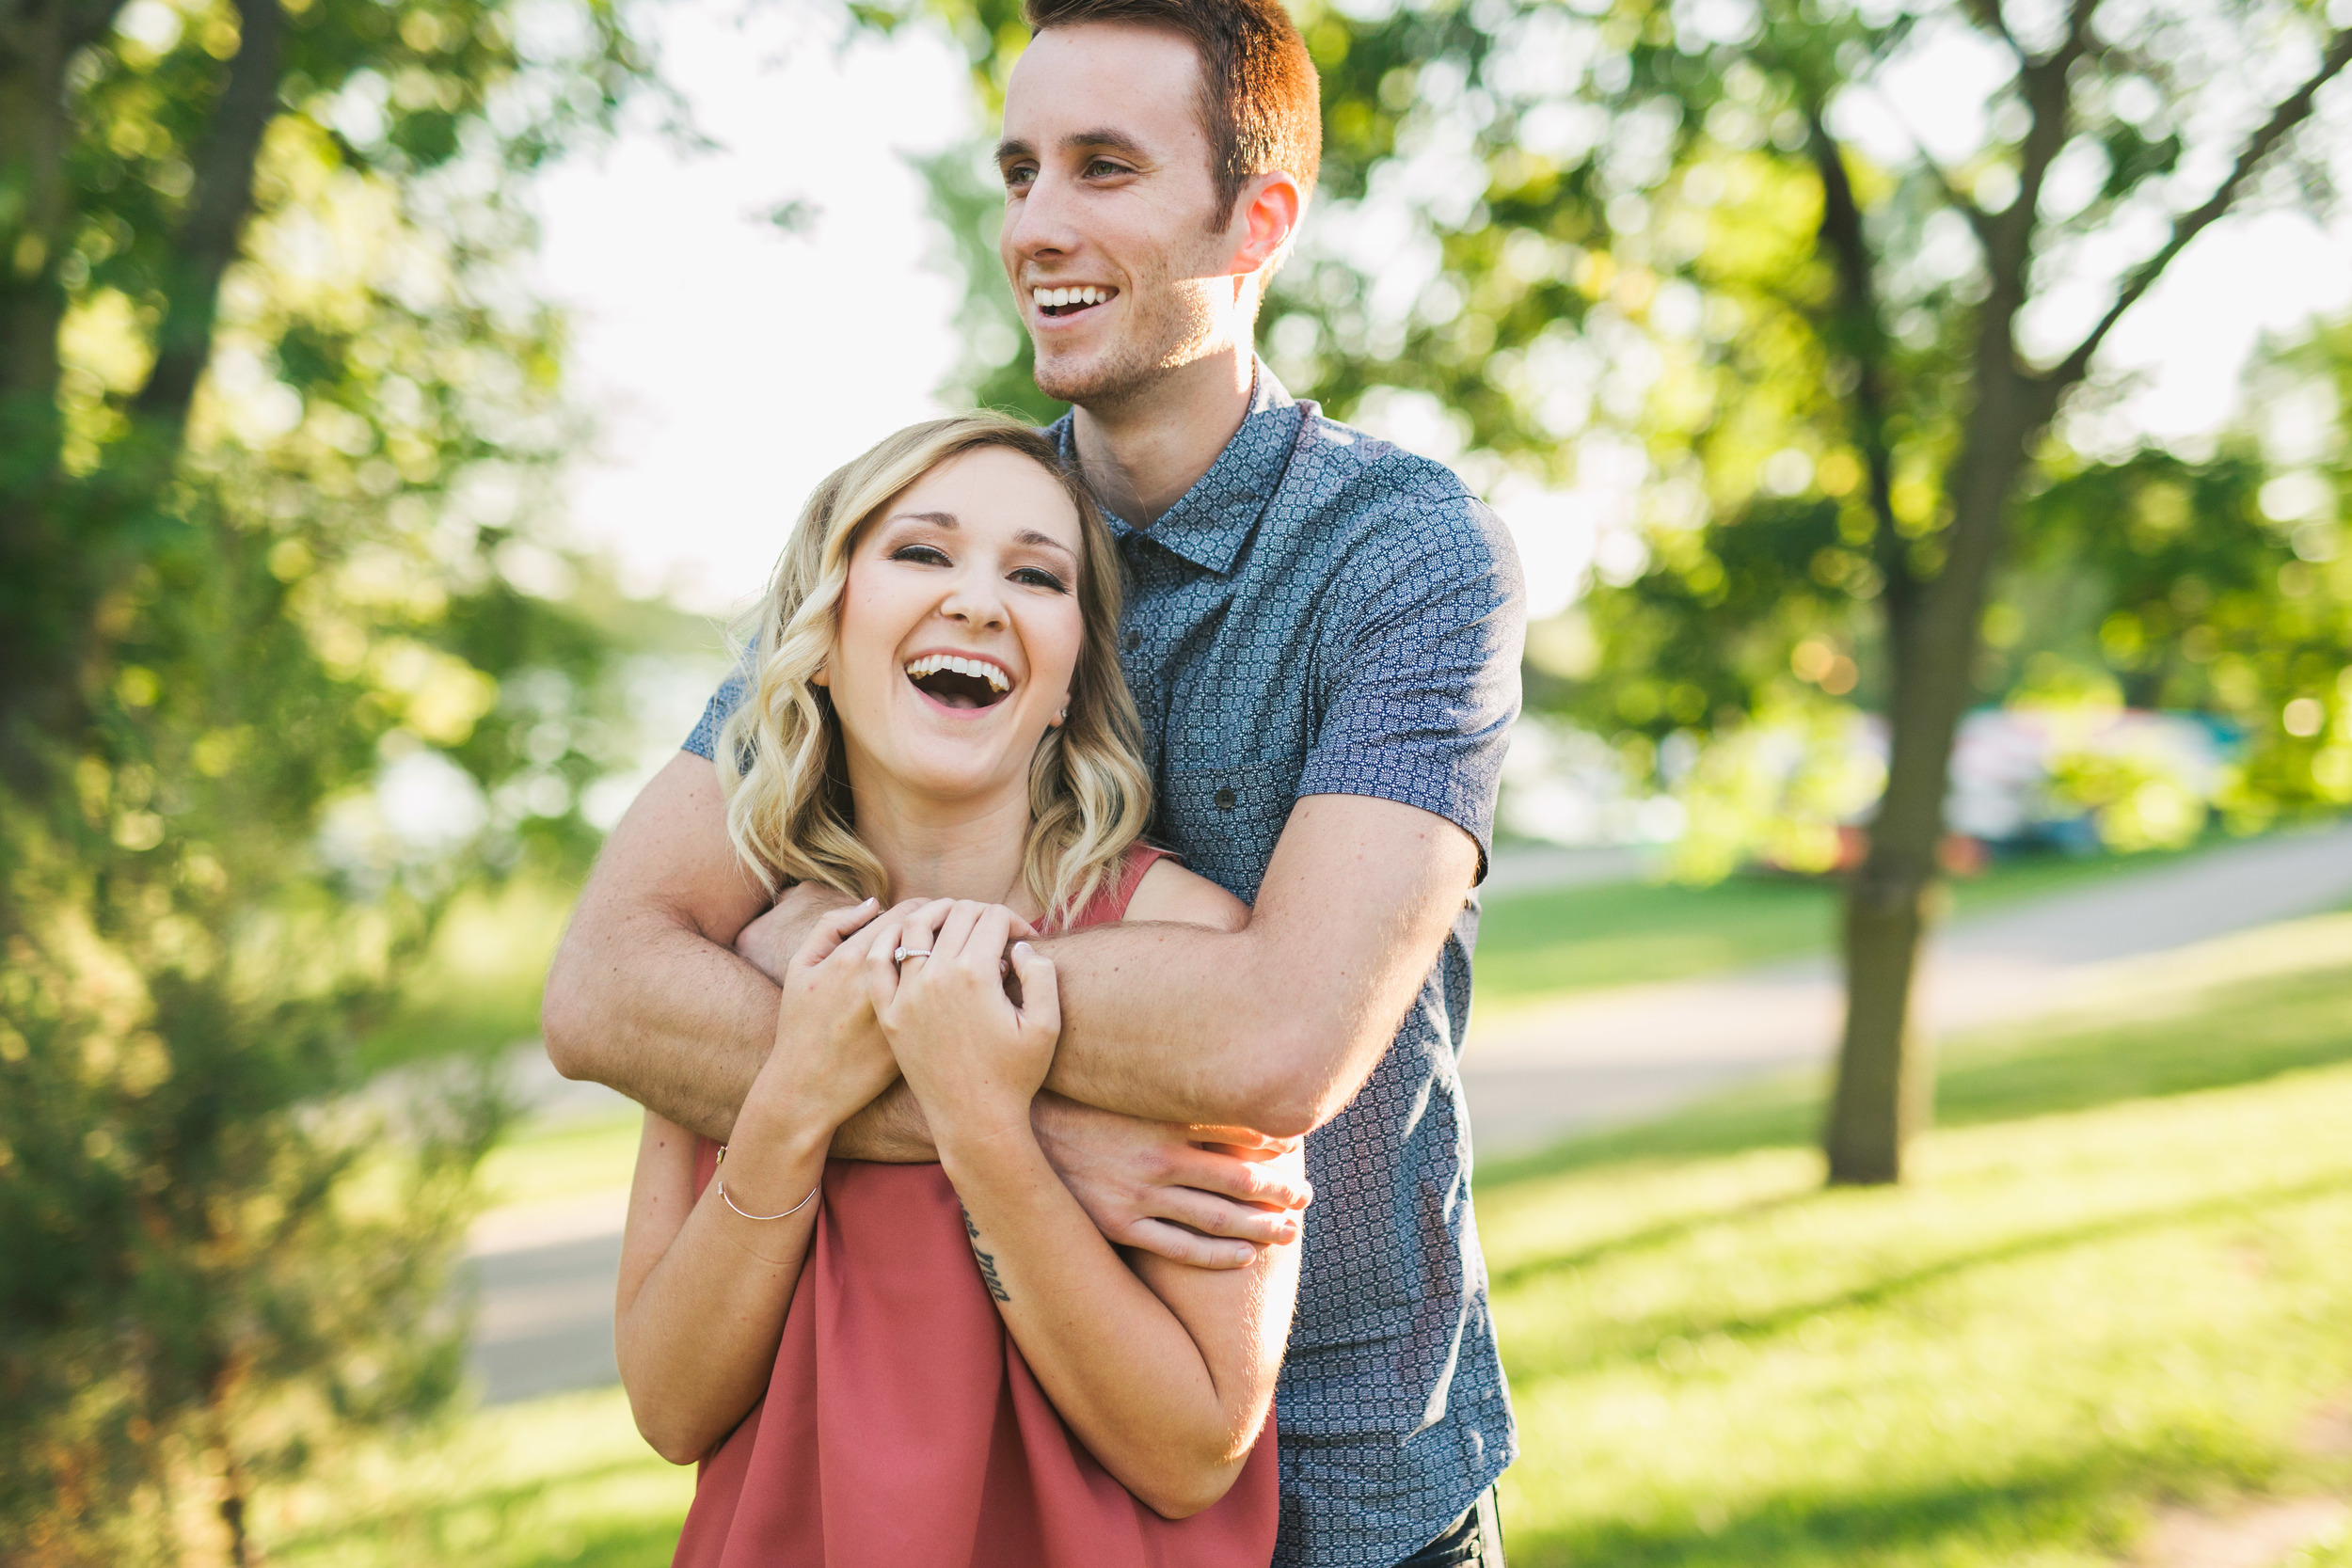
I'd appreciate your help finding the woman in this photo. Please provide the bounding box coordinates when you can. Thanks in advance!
[614,414,1303,1567]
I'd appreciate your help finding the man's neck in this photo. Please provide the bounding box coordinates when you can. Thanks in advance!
[1069,343,1255,529]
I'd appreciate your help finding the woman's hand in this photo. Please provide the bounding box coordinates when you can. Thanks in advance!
[735,896,935,1151]
[869,900,1057,1150]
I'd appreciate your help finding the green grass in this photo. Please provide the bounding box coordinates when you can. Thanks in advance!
[359,877,577,1075]
[276,896,2352,1568]
[1472,842,2202,1011]
[264,1387,693,1567]
[478,1111,644,1209]
[1476,911,2352,1566]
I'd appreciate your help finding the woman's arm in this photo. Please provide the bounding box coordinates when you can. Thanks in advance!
[946,1126,1303,1516]
[613,897,934,1464]
[879,888,1306,1518]
[613,1107,830,1464]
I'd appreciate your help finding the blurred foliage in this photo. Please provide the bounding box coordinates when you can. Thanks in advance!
[0,0,656,1558]
[1263,0,2348,860]
[882,0,2348,1179]
[883,0,2351,862]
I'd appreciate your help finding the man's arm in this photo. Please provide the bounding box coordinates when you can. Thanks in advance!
[542,750,1305,1260]
[541,752,773,1144]
[1038,792,1478,1138]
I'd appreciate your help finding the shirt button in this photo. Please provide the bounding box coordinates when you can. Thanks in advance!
[1122,631,1142,651]
[1214,788,1236,810]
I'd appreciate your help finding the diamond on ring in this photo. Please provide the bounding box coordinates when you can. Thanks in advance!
[893,945,932,964]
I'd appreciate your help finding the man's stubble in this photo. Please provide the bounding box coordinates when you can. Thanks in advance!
[1027,241,1237,417]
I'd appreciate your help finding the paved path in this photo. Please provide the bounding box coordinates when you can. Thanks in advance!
[466,824,2352,1402]
[1458,821,2352,1153]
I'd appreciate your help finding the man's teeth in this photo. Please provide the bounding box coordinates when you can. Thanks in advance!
[1032,285,1110,309]
[904,654,1010,692]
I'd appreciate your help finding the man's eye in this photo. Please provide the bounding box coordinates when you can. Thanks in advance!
[1011,567,1068,593]
[1085,159,1127,179]
[1003,165,1036,190]
[894,545,951,566]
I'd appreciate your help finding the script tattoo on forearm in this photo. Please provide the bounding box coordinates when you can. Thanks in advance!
[960,1205,1012,1303]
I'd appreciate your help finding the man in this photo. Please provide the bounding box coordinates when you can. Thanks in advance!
[543,0,1523,1561]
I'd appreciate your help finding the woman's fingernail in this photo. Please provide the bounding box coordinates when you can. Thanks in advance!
[1013,942,1032,958]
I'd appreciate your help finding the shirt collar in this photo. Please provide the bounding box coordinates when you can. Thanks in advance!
[1048,358,1302,578]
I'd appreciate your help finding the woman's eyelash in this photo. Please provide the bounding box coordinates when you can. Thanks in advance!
[1011,568,1068,592]
[893,544,950,564]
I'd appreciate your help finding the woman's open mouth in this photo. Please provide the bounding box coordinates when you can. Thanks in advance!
[1031,285,1116,321]
[904,652,1014,710]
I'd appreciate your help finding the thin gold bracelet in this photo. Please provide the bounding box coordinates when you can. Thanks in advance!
[713,1144,820,1221]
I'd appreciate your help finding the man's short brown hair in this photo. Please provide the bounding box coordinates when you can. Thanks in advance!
[1025,0,1323,224]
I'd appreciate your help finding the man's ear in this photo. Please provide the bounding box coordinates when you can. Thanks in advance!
[1227,170,1304,277]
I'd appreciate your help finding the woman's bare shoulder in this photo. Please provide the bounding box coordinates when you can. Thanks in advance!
[1120,855,1248,932]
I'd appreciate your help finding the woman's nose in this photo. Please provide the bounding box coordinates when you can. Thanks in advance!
[940,571,1008,629]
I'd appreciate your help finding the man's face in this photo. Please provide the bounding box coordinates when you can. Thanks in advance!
[996,24,1243,409]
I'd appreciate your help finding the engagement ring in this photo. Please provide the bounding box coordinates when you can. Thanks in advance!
[893,945,932,965]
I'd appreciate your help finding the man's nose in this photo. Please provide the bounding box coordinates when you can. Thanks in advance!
[1003,169,1080,267]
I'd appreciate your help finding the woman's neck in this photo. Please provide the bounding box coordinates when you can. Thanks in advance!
[850,777,1037,915]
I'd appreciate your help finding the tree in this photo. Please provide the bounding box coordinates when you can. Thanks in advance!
[1,0,651,1558]
[892,0,2352,1183]
[906,0,2351,1184]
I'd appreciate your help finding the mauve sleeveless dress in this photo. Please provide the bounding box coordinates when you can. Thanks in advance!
[673,847,1279,1568]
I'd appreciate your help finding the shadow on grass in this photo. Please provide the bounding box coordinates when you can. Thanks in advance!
[1503,1435,2261,1568]
[1488,1190,1815,1295]
[1694,1171,2346,1354]
[1484,963,2352,1192]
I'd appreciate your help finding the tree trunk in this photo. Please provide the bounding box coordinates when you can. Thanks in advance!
[1824,378,2041,1182]
[0,0,77,778]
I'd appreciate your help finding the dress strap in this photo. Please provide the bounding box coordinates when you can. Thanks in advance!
[1057,845,1175,934]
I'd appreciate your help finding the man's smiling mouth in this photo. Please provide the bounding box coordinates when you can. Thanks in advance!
[905,652,1013,709]
[1033,285,1115,320]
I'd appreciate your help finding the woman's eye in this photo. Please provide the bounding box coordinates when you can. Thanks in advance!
[1010,567,1068,593]
[893,544,951,566]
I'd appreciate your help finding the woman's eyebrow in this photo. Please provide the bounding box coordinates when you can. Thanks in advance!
[1014,530,1078,561]
[893,511,959,529]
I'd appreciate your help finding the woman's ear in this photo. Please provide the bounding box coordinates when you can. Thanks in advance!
[811,663,830,688]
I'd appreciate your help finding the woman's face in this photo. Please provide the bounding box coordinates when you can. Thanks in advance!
[825,445,1089,810]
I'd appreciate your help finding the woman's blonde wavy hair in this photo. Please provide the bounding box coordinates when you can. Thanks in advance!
[716,413,1152,926]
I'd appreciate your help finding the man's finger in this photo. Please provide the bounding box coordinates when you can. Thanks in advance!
[1149,1186,1304,1247]
[1170,1147,1312,1211]
[1187,1124,1301,1155]
[1118,1217,1262,1271]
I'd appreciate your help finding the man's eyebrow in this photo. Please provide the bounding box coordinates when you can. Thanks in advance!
[993,129,1152,164]
[1060,128,1148,159]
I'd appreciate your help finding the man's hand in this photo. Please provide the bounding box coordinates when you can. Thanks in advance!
[736,879,866,983]
[1031,1093,1311,1270]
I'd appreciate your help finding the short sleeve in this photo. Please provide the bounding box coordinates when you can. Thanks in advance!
[681,670,749,762]
[1295,489,1526,883]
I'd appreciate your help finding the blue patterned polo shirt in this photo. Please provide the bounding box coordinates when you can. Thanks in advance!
[683,365,1523,1566]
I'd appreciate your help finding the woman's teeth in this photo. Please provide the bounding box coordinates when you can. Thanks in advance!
[1033,286,1110,314]
[904,653,1010,694]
